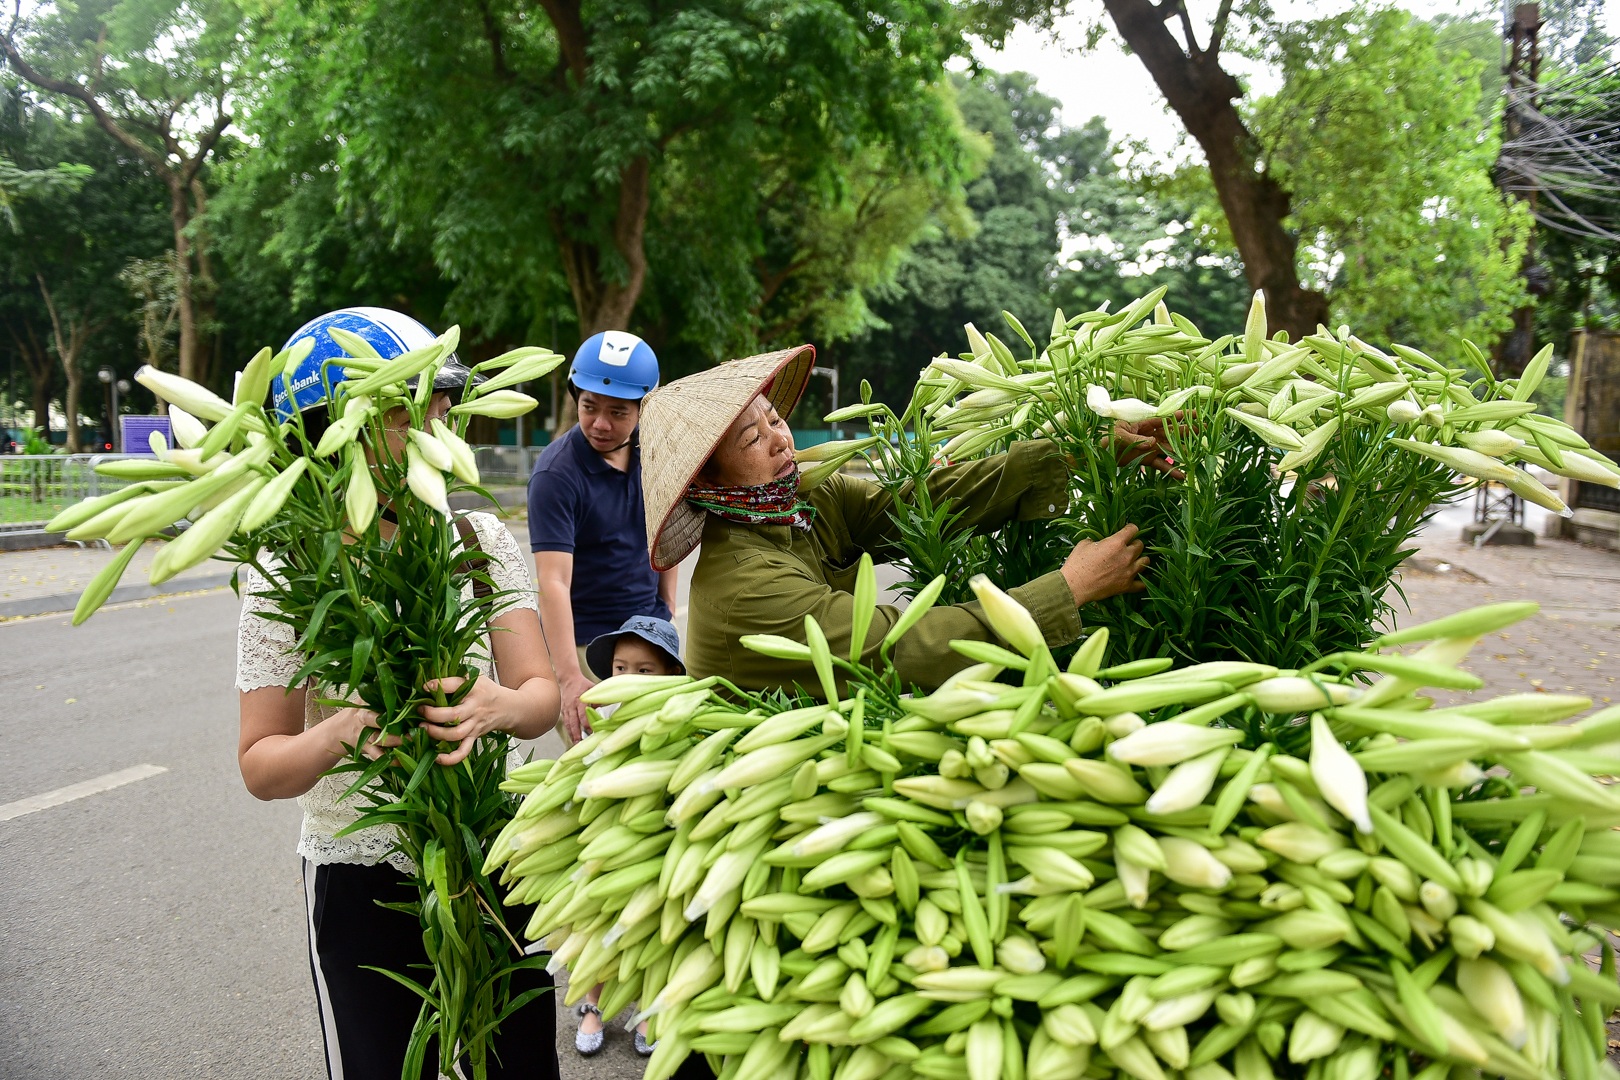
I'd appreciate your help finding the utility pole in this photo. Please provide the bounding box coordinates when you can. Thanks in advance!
[1494,2,1550,378]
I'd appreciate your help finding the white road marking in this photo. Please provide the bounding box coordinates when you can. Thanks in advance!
[0,764,168,822]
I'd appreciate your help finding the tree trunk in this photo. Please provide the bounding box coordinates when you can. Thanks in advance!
[190,178,217,387]
[15,325,53,441]
[169,180,200,385]
[61,362,83,453]
[555,156,652,337]
[31,373,52,442]
[1101,0,1330,341]
[37,276,90,453]
[550,156,652,432]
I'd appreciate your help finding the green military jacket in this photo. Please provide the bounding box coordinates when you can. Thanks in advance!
[685,439,1081,693]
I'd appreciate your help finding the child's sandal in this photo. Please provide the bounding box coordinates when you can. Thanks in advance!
[574,1003,605,1056]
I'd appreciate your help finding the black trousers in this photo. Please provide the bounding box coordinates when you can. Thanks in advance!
[303,859,559,1080]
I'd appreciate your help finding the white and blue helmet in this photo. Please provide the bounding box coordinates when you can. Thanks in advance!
[569,331,659,401]
[271,307,478,421]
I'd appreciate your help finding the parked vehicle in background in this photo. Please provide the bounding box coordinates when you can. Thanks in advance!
[45,427,113,452]
[0,428,21,454]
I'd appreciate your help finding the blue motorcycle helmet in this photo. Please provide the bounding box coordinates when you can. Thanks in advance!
[270,306,481,422]
[569,331,659,401]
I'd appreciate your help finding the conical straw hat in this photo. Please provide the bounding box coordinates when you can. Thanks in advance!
[641,345,817,571]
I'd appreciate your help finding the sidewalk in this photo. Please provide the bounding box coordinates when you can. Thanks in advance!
[1392,500,1620,708]
[0,485,530,620]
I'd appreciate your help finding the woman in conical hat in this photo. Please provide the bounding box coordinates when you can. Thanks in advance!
[640,345,1172,692]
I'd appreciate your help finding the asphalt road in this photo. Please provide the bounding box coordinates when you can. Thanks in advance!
[0,587,325,1079]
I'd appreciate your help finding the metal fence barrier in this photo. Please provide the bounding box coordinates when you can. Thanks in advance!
[0,454,141,533]
[473,445,543,485]
[2,447,537,546]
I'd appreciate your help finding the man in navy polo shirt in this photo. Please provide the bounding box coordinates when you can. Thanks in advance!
[528,331,675,743]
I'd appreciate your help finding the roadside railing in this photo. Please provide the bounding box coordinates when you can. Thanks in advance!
[3,447,539,548]
[473,445,543,485]
[1,455,142,534]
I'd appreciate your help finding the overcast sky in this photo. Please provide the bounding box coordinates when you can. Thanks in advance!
[968,0,1620,159]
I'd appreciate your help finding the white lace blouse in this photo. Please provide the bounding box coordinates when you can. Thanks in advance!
[235,512,539,872]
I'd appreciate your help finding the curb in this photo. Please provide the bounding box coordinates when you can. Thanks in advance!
[0,571,238,620]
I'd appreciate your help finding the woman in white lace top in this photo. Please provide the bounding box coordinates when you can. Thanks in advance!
[233,308,561,1080]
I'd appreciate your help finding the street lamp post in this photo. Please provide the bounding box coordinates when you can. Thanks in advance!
[811,365,840,438]
[98,367,120,452]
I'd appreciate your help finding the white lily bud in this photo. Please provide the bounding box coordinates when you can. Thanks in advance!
[685,847,755,920]
[577,759,680,799]
[1447,915,1495,958]
[314,411,368,458]
[1104,712,1146,738]
[1309,714,1371,833]
[136,365,233,422]
[1249,676,1359,713]
[409,428,455,472]
[964,322,992,361]
[1158,837,1233,889]
[1142,989,1217,1031]
[902,944,950,973]
[1255,822,1345,864]
[1043,1003,1097,1047]
[448,389,538,419]
[1146,748,1227,815]
[1386,399,1423,424]
[1420,880,1458,921]
[429,419,480,485]
[345,444,377,533]
[968,574,1044,658]
[1086,384,1113,416]
[1287,1011,1344,1063]
[965,800,1003,835]
[914,900,948,946]
[1116,855,1152,909]
[169,407,209,449]
[996,936,1047,975]
[791,812,885,858]
[1106,722,1243,766]
[639,943,722,1019]
[1110,397,1157,424]
[405,443,450,514]
[1415,760,1487,788]
[1457,957,1528,1048]
[1460,429,1525,457]
[1212,838,1269,874]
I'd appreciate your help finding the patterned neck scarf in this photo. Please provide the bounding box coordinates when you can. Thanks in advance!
[686,469,816,531]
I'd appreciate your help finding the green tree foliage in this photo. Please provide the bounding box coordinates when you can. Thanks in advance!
[1059,163,1250,338]
[844,70,1246,409]
[846,71,1080,405]
[0,86,170,445]
[0,153,89,230]
[229,0,970,365]
[1247,8,1530,355]
[1542,0,1616,66]
[3,0,244,386]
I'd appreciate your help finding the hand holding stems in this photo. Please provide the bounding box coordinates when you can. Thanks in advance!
[414,675,532,765]
[1111,415,1186,479]
[1062,524,1148,606]
[335,705,400,761]
[558,671,596,745]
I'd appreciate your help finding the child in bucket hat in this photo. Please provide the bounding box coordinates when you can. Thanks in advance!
[573,615,684,1059]
[585,615,686,683]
